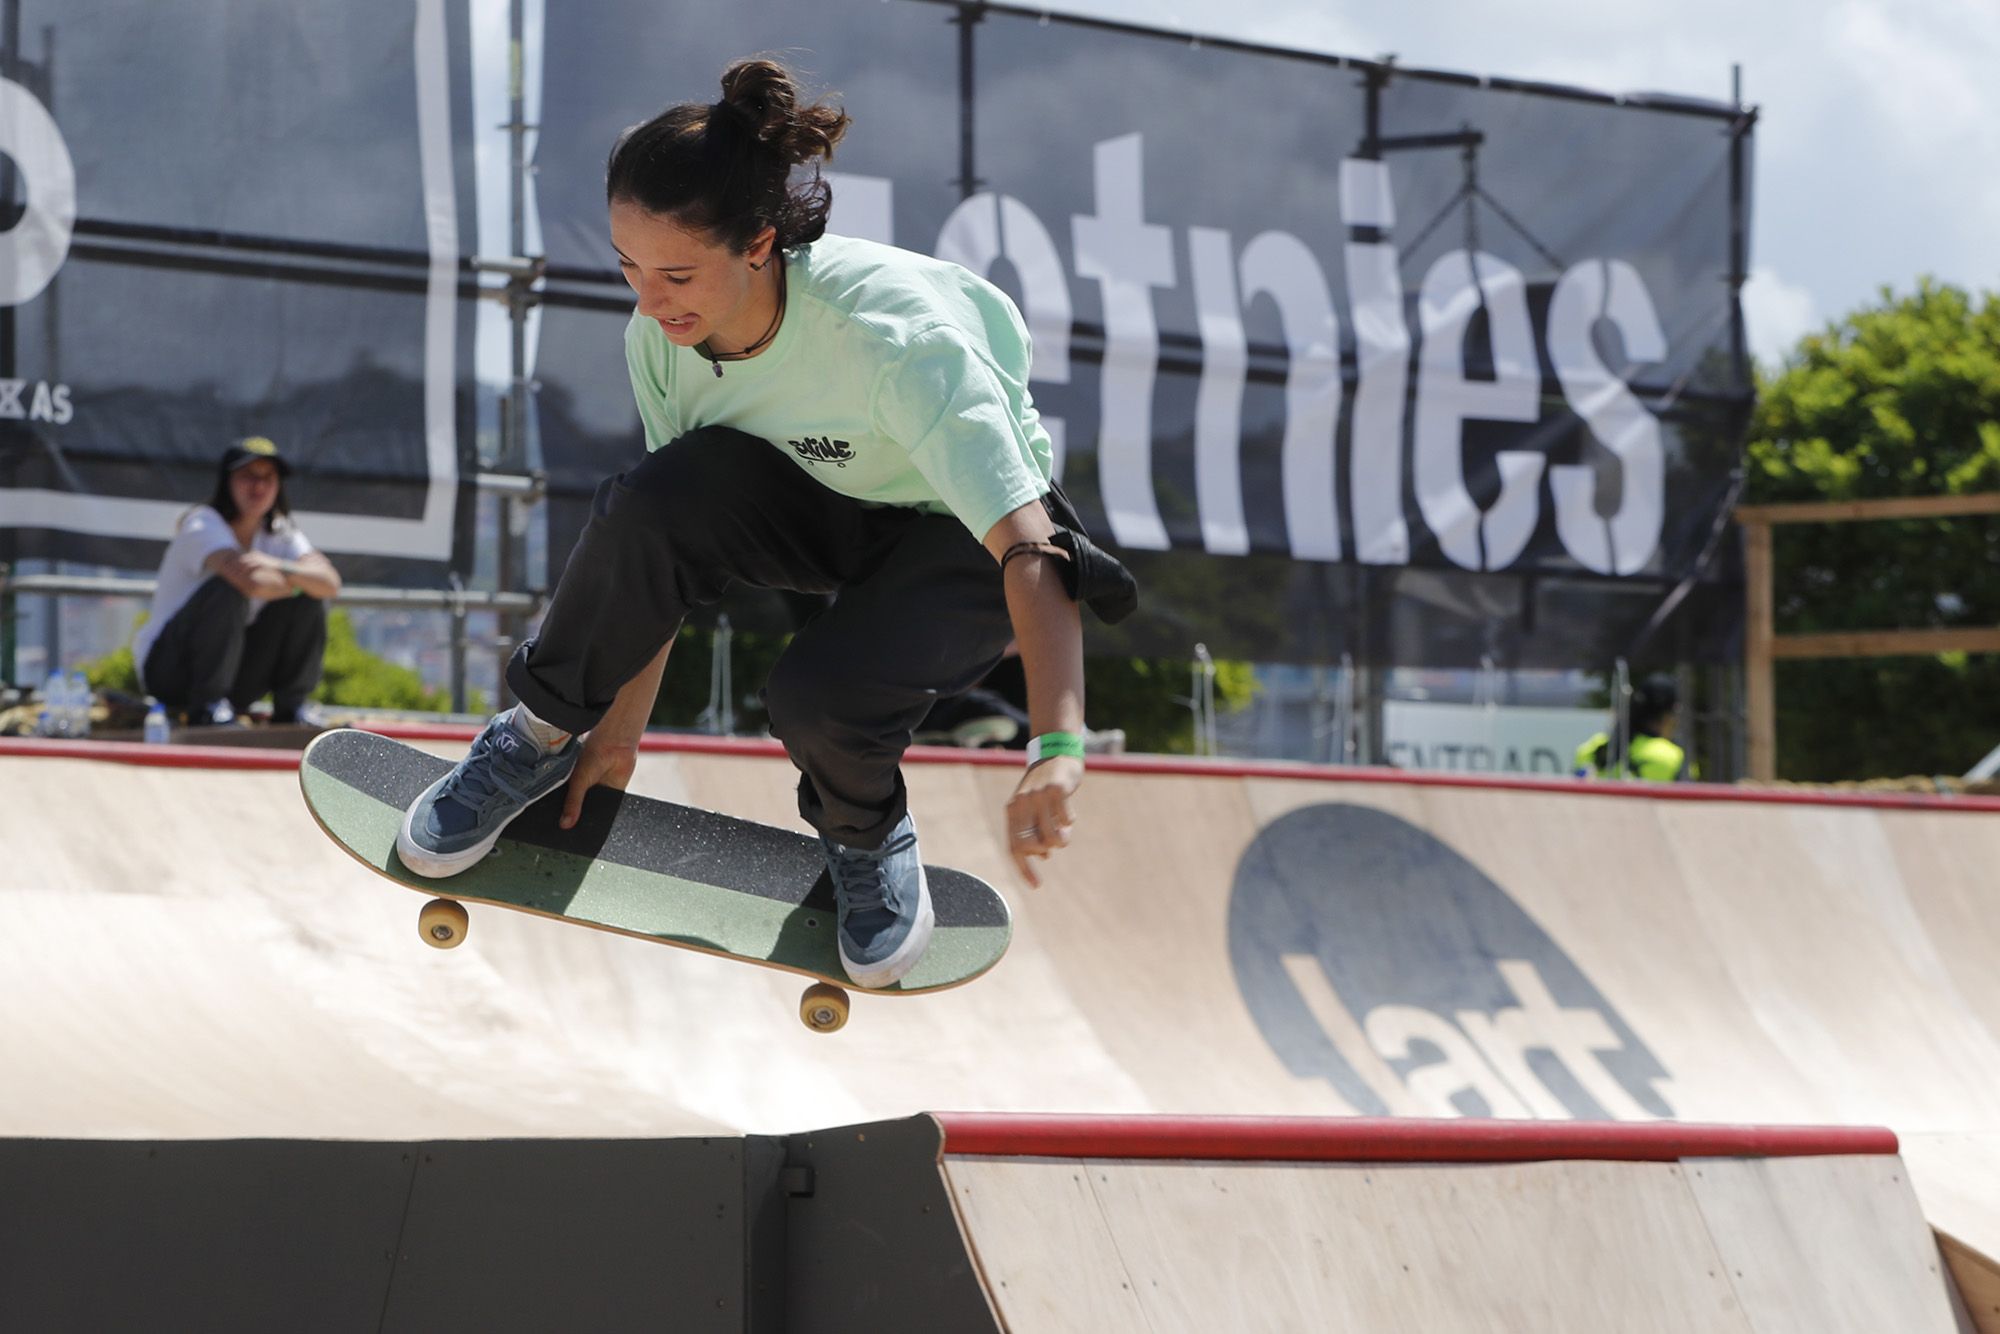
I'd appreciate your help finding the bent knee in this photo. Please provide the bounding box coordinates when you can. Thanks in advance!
[594,428,779,537]
[763,644,886,744]
[619,428,777,501]
[263,591,327,620]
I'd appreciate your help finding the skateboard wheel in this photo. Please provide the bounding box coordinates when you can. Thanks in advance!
[799,982,850,1034]
[418,898,470,950]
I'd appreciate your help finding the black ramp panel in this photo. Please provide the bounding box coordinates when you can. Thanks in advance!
[783,1116,1000,1334]
[379,1138,748,1334]
[0,1140,413,1333]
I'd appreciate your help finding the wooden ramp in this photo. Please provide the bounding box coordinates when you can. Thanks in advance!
[4,730,2000,1311]
[933,1116,1972,1334]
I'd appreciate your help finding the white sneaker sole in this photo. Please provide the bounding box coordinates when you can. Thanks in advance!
[395,773,530,879]
[840,864,935,990]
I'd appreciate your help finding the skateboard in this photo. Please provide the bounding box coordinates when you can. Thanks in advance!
[297,728,1012,1033]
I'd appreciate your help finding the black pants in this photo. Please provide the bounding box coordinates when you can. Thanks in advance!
[142,577,328,720]
[507,426,1077,850]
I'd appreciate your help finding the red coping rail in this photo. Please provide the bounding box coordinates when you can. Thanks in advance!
[931,1113,1899,1163]
[0,736,299,771]
[5,724,1998,814]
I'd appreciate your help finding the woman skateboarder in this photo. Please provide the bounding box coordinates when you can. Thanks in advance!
[398,57,1133,988]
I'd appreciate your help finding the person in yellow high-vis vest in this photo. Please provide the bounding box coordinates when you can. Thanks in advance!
[1576,679,1692,781]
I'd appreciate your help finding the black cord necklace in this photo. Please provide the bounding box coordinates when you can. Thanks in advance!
[696,257,786,378]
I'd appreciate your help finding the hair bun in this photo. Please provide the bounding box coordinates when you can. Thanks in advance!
[718,58,792,145]
[716,56,849,166]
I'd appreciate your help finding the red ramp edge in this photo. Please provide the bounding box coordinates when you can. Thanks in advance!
[933,1113,1899,1163]
[10,728,2000,813]
[0,736,299,770]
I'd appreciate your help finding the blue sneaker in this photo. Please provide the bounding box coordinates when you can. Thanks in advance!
[819,812,935,989]
[396,706,577,878]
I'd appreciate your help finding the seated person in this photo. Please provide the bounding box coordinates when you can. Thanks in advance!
[133,437,342,725]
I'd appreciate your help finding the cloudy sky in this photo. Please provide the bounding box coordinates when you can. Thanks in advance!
[1051,0,1999,367]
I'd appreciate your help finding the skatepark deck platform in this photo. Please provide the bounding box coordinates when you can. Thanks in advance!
[0,1113,1973,1331]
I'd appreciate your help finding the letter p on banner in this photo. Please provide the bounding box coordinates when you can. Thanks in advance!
[0,77,75,306]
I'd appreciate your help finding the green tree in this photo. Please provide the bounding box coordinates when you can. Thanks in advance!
[316,609,476,712]
[1746,279,2000,779]
[81,642,140,695]
[1083,654,1257,754]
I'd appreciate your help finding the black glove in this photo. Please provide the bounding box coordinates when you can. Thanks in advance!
[1049,528,1139,625]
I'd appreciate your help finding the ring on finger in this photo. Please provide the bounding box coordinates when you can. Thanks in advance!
[1013,827,1038,839]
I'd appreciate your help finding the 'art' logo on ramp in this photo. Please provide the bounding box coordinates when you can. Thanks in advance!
[1228,803,1673,1120]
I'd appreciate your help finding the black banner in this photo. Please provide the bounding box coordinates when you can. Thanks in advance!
[0,0,1752,668]
[0,0,474,586]
[531,1,1753,667]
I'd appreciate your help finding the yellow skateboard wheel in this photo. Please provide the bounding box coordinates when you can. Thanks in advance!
[799,982,850,1033]
[418,898,469,949]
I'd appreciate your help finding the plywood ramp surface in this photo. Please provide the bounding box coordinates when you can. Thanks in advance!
[5,741,2000,1277]
[1938,1232,2000,1334]
[946,1154,1966,1334]
[1682,1155,1967,1333]
[1654,802,2000,1127]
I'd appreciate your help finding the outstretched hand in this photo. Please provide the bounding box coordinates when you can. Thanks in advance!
[1007,755,1081,888]
[560,733,639,830]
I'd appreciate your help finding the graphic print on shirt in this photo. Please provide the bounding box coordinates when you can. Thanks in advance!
[787,435,855,467]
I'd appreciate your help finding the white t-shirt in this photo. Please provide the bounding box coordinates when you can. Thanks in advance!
[134,505,315,687]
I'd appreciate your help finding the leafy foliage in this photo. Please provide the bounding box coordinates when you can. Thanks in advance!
[83,643,140,695]
[1082,654,1257,755]
[1746,279,2000,779]
[315,609,477,712]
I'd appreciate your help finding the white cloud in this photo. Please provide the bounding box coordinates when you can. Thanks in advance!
[1829,0,1995,138]
[1820,0,2000,288]
[1741,267,1819,367]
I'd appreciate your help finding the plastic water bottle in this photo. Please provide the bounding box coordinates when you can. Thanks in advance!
[48,671,71,737]
[36,671,61,736]
[144,698,171,745]
[69,671,92,738]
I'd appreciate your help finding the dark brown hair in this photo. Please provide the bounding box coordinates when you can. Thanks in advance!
[204,456,292,534]
[606,57,850,255]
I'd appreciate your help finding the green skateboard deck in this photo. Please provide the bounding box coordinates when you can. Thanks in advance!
[298,728,1011,1030]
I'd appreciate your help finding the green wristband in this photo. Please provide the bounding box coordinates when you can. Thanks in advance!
[1026,731,1085,767]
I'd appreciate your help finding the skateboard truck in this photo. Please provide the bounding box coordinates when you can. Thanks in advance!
[417,894,854,1034]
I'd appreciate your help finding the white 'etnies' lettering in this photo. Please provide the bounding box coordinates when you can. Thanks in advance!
[1414,250,1545,571]
[1547,259,1668,575]
[936,191,1073,480]
[1072,133,1175,550]
[918,138,1673,574]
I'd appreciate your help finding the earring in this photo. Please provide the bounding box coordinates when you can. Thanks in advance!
[749,259,767,271]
